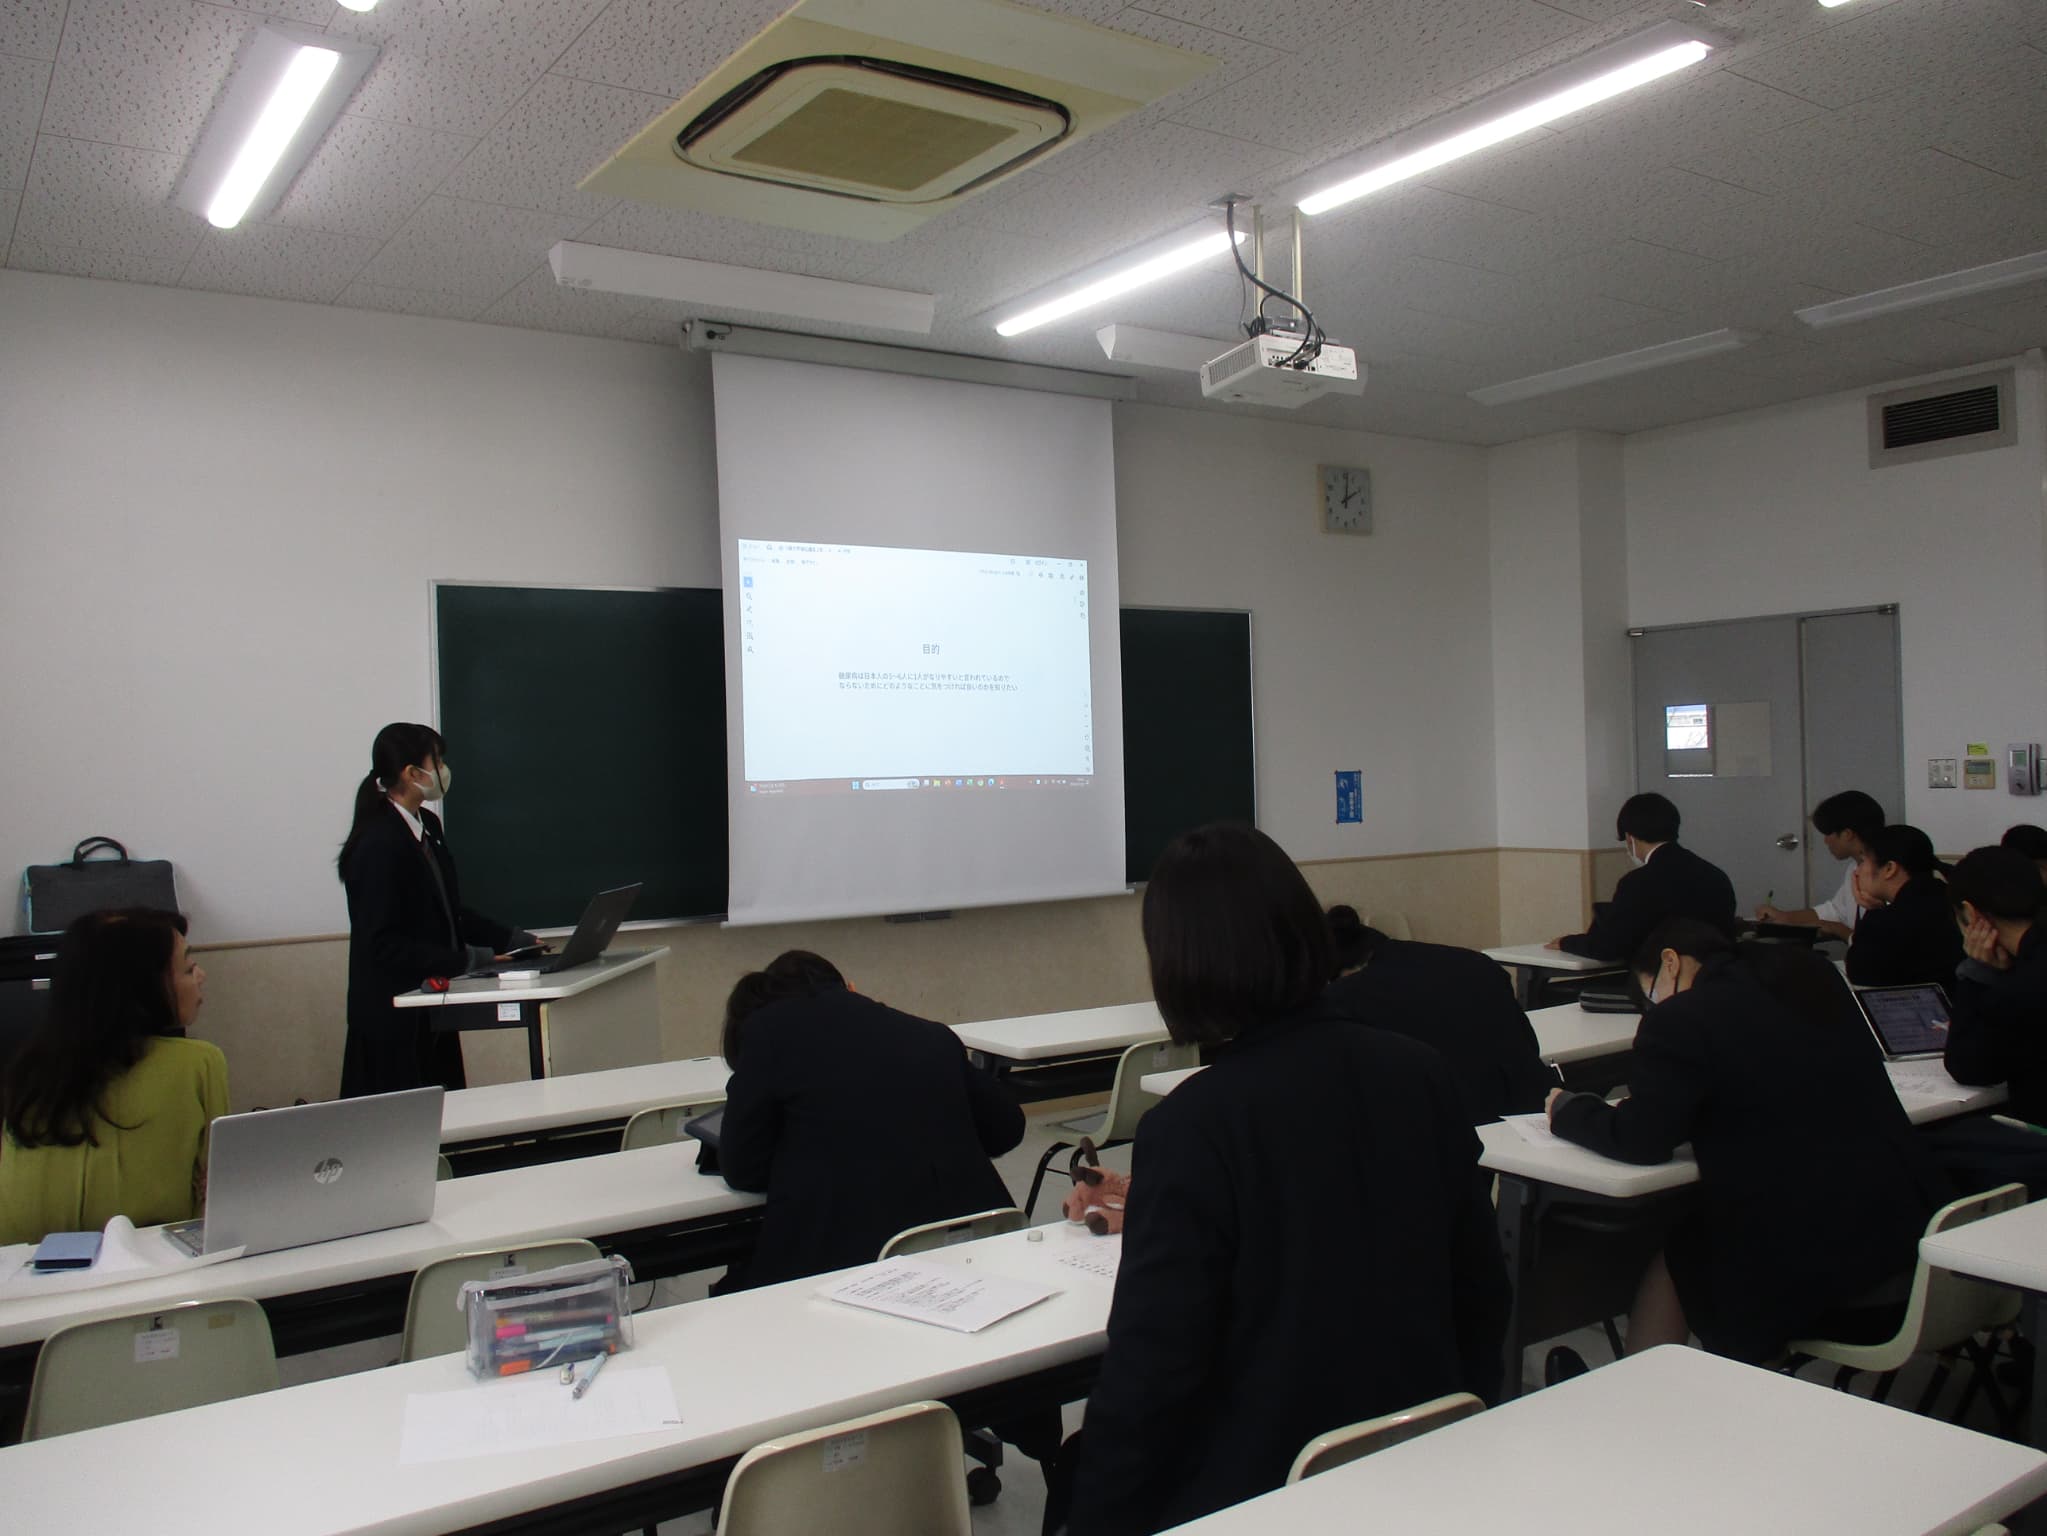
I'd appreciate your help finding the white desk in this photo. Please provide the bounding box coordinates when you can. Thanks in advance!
[440,1056,729,1148]
[0,1143,759,1359]
[1484,943,1624,1008]
[1161,1345,2047,1535]
[0,1222,1113,1535]
[395,947,668,1080]
[954,1001,1166,1068]
[1922,1199,2047,1450]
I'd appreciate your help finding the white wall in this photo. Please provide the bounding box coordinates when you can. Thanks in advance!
[1,271,1499,941]
[1624,353,2047,856]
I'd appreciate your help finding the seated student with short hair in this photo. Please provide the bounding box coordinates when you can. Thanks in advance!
[1757,790,1886,941]
[1324,905,1551,1123]
[1551,793,1737,961]
[1945,847,2047,1127]
[0,909,228,1246]
[712,950,1024,1292]
[2001,823,2047,882]
[1844,825,1963,989]
[1062,826,1507,1536]
[1548,919,1942,1364]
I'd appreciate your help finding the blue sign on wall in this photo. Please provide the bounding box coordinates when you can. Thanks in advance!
[1335,770,1362,824]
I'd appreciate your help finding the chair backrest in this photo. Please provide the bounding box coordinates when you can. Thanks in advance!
[717,1400,971,1536]
[1101,1037,1201,1142]
[400,1239,603,1362]
[879,1207,1025,1260]
[1286,1392,1484,1484]
[1365,911,1414,942]
[435,1152,455,1181]
[620,1098,726,1152]
[1904,1182,2028,1354]
[25,1297,278,1439]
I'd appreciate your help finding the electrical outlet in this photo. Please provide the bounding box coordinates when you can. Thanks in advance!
[1929,758,1959,789]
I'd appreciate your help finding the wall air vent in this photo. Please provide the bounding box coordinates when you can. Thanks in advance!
[581,0,1216,242]
[1868,369,2015,469]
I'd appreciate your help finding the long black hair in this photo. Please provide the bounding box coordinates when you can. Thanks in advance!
[1864,824,1946,881]
[338,722,444,879]
[3,909,190,1149]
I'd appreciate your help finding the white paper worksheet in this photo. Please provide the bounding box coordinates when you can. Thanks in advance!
[819,1258,1057,1333]
[399,1366,681,1465]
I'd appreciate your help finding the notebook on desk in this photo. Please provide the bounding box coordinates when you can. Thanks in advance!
[1857,984,1953,1062]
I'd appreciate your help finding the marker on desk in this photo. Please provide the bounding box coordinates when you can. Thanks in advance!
[571,1349,609,1400]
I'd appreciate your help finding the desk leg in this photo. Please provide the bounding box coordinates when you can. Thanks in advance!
[2027,1291,2046,1451]
[525,1005,545,1081]
[1496,1173,1537,1402]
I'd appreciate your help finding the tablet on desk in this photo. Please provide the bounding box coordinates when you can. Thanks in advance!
[684,1107,724,1150]
[1857,984,1952,1061]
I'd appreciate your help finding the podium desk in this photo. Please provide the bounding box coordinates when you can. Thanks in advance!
[395,947,667,1081]
[439,1055,729,1173]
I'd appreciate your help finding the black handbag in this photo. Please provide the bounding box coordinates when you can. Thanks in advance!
[21,837,180,933]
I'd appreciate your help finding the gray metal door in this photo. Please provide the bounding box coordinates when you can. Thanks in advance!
[1630,609,1904,915]
[1632,619,1807,914]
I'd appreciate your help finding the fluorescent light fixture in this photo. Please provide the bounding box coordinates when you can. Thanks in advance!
[1095,324,1231,372]
[1284,22,1716,217]
[335,0,381,10]
[1793,248,2047,329]
[1469,328,1757,405]
[174,22,378,230]
[991,222,1246,337]
[549,242,937,335]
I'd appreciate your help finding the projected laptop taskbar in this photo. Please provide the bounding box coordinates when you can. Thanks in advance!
[748,775,1092,797]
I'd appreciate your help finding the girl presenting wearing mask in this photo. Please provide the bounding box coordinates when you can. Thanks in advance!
[337,722,533,1097]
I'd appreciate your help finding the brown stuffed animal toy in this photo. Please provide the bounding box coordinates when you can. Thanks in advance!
[1062,1137,1129,1235]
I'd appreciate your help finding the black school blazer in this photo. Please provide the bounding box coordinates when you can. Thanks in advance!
[340,804,515,1097]
[715,990,1025,1290]
[1068,1004,1509,1536]
[1845,873,1964,989]
[1558,841,1738,961]
[1947,926,2047,1125]
[1324,939,1552,1122]
[1551,960,1941,1362]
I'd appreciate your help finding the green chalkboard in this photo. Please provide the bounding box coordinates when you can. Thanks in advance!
[1119,608,1257,883]
[434,586,1254,922]
[435,585,728,928]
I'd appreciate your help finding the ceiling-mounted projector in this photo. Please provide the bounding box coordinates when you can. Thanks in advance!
[1200,334,1363,408]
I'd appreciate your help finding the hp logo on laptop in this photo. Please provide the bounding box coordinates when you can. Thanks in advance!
[312,1157,345,1186]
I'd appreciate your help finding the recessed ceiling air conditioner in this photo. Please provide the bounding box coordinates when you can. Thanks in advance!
[580,0,1216,241]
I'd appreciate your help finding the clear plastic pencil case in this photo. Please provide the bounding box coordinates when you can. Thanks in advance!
[458,1254,635,1380]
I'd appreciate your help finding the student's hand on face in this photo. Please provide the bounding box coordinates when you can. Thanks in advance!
[1851,867,1881,911]
[1963,915,2013,970]
[1545,1086,1566,1124]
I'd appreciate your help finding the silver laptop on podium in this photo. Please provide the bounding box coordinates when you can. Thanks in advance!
[164,1087,443,1258]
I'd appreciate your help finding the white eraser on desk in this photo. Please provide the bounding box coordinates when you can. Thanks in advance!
[495,971,543,983]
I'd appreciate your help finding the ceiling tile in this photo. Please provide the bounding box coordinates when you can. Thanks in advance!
[475,263,657,340]
[438,72,671,220]
[1918,80,2047,182]
[1741,221,1954,295]
[573,198,790,266]
[334,279,491,322]
[0,1,69,60]
[1728,0,2032,110]
[0,188,17,250]
[1527,0,1664,20]
[551,0,784,99]
[0,54,50,191]
[1099,12,1279,125]
[352,194,588,307]
[15,133,205,259]
[41,0,260,157]
[8,230,193,285]
[1548,70,1831,170]
[181,222,380,303]
[333,0,617,139]
[268,113,476,240]
[1946,290,2047,344]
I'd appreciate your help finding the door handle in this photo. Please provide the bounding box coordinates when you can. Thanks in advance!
[1775,834,1801,850]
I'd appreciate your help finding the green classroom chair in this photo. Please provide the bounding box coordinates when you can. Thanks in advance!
[1287,1391,1485,1483]
[400,1240,603,1362]
[717,1401,972,1536]
[620,1098,727,1152]
[435,1152,455,1180]
[1023,1037,1198,1217]
[24,1297,278,1440]
[879,1207,1026,1260]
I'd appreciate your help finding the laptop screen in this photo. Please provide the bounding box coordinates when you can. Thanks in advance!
[1859,984,1952,1057]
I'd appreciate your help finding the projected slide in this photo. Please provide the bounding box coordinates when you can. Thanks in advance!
[739,540,1094,791]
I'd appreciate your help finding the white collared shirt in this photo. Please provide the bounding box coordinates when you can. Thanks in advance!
[1813,864,1858,928]
[393,799,425,843]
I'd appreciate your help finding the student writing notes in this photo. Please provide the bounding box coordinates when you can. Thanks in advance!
[1548,920,1941,1364]
[1757,790,1885,941]
[1553,793,1737,961]
[0,910,227,1246]
[1945,847,2047,1127]
[1844,825,1963,988]
[1324,905,1550,1122]
[337,723,532,1098]
[713,950,1024,1291]
[1064,827,1507,1536]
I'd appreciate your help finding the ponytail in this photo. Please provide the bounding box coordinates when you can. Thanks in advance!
[1864,824,1946,881]
[338,722,444,879]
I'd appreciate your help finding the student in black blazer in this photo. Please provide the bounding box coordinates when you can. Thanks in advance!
[1945,847,2047,1126]
[1063,827,1507,1536]
[1553,792,1737,961]
[1844,825,1964,989]
[337,723,530,1098]
[1323,906,1551,1122]
[1548,919,1942,1363]
[714,950,1025,1292]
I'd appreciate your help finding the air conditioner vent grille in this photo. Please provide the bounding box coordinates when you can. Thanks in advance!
[1866,369,2015,469]
[1881,383,2001,450]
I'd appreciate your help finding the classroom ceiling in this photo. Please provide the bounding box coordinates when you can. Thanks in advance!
[4,0,2045,444]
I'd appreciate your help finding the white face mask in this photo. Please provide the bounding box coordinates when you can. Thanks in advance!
[412,762,451,800]
[1626,837,1646,867]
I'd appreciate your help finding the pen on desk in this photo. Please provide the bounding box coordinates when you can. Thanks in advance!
[571,1349,609,1399]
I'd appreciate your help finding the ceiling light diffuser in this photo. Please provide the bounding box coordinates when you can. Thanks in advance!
[174,22,379,231]
[1284,22,1716,217]
[991,222,1245,337]
[1792,249,2047,329]
[1469,328,1757,405]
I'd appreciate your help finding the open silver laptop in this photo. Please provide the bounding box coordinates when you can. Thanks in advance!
[164,1087,443,1258]
[1856,984,1953,1063]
